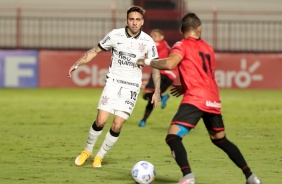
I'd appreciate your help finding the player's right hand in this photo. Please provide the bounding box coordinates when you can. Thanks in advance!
[170,84,183,97]
[134,59,145,68]
[67,65,78,78]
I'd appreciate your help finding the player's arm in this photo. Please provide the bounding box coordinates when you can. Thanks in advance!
[136,52,182,70]
[68,46,102,77]
[151,67,161,107]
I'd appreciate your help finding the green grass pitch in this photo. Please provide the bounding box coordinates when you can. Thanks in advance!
[0,88,281,184]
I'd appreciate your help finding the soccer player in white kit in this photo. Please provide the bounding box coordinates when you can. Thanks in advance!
[67,6,161,167]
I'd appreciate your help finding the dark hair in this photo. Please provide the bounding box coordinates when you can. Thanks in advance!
[151,29,164,36]
[127,6,145,19]
[180,13,201,33]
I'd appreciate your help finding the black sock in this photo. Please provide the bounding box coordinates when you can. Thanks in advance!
[92,121,103,131]
[166,134,191,176]
[211,136,252,179]
[110,128,120,137]
[142,101,154,121]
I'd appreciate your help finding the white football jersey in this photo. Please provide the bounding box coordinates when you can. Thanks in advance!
[98,27,158,89]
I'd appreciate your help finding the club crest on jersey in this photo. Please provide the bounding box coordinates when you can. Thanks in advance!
[138,43,146,53]
[101,96,109,105]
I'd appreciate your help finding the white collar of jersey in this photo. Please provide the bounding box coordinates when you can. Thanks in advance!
[125,26,142,39]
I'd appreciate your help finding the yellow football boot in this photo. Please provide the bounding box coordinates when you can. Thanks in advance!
[92,156,103,167]
[74,150,91,166]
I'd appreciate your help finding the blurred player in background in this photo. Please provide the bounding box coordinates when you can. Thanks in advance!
[138,29,178,127]
[135,13,261,184]
[67,6,160,168]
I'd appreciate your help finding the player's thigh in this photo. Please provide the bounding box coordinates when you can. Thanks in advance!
[160,75,173,93]
[202,113,225,138]
[96,109,111,126]
[144,74,155,91]
[170,103,203,130]
[111,114,127,132]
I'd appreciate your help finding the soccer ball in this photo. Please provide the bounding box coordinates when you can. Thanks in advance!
[131,161,156,184]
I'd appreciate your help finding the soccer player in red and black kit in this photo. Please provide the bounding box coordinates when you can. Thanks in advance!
[138,29,178,127]
[135,13,261,184]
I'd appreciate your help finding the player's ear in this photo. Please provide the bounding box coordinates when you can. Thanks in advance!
[197,25,202,36]
[179,27,183,34]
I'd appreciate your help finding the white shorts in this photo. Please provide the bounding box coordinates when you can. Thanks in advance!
[97,83,140,119]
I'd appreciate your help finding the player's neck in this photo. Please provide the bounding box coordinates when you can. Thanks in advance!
[183,31,200,39]
[127,28,141,37]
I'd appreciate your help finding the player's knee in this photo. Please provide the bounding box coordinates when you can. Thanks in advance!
[143,93,153,100]
[208,129,225,140]
[211,136,226,146]
[176,125,190,137]
[92,121,104,131]
[165,134,181,145]
[142,93,146,100]
[110,128,120,137]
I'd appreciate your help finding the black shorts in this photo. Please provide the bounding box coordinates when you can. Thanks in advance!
[171,104,225,131]
[145,74,174,93]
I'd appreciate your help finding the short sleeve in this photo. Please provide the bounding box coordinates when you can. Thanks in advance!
[98,30,114,51]
[171,41,185,58]
[147,38,159,59]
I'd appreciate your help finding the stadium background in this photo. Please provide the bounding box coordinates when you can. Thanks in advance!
[0,0,281,89]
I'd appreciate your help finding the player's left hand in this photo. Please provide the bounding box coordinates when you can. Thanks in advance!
[134,59,145,68]
[151,91,160,108]
[170,84,183,97]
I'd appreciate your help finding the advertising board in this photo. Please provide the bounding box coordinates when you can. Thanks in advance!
[0,50,38,88]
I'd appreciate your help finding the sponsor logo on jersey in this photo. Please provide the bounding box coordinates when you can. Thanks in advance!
[125,100,135,108]
[140,36,150,42]
[119,51,136,58]
[151,46,156,57]
[206,101,221,108]
[117,51,136,67]
[114,32,124,37]
[116,79,139,87]
[101,36,111,44]
[117,59,135,67]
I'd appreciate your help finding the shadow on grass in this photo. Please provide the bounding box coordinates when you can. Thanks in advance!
[153,175,178,184]
[72,160,207,184]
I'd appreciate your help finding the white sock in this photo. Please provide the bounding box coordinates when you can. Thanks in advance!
[84,127,102,153]
[96,131,119,159]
